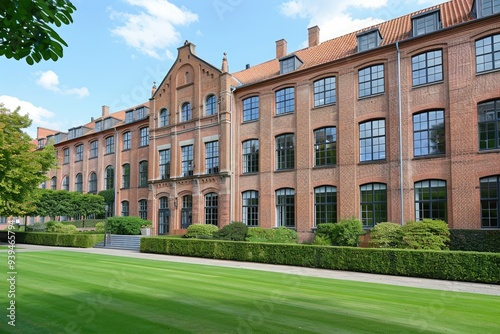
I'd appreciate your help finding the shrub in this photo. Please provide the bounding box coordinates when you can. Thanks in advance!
[185,224,219,238]
[26,222,48,232]
[95,222,105,233]
[47,222,77,234]
[401,219,450,250]
[449,229,500,253]
[106,216,150,235]
[315,218,364,247]
[246,227,298,243]
[214,222,248,241]
[369,222,404,248]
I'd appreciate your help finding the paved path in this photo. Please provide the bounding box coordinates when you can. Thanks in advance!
[6,243,500,296]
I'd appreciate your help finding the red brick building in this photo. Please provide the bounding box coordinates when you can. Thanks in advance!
[33,0,500,240]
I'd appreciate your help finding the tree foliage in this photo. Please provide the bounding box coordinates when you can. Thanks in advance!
[32,189,105,220]
[0,105,56,216]
[0,0,76,64]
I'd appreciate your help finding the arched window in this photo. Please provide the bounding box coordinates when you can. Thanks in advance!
[122,163,130,189]
[206,95,217,115]
[181,195,193,229]
[314,186,337,225]
[139,161,148,187]
[75,173,83,193]
[121,201,129,216]
[181,102,191,122]
[242,190,258,226]
[276,188,295,227]
[62,176,69,191]
[314,127,336,166]
[139,199,148,220]
[51,176,57,190]
[205,193,218,225]
[360,183,387,227]
[415,180,447,221]
[159,108,169,127]
[105,166,114,190]
[242,140,259,174]
[88,172,97,194]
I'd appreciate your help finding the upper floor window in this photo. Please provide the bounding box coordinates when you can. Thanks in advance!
[478,99,500,150]
[123,132,131,150]
[412,50,443,86]
[276,188,295,227]
[121,201,129,216]
[242,139,259,174]
[90,141,98,158]
[122,163,130,189]
[159,149,170,180]
[205,141,219,174]
[413,110,445,157]
[280,55,303,74]
[125,111,133,123]
[181,102,192,122]
[62,176,69,191]
[75,173,83,193]
[75,144,83,162]
[206,95,217,116]
[276,134,294,170]
[105,166,114,190]
[314,77,336,107]
[139,127,149,147]
[360,183,387,228]
[359,64,384,98]
[480,176,500,228]
[88,172,97,194]
[276,87,295,115]
[360,119,386,162]
[159,109,169,127]
[415,180,447,221]
[94,121,102,132]
[475,0,500,18]
[182,145,194,177]
[243,96,259,122]
[205,193,218,225]
[357,29,382,52]
[139,161,148,188]
[63,148,69,164]
[242,190,259,227]
[105,136,114,154]
[412,10,441,37]
[314,127,336,166]
[476,34,500,73]
[314,186,337,226]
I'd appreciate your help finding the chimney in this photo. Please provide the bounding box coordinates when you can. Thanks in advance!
[245,64,250,69]
[308,25,320,47]
[102,105,109,117]
[276,39,287,59]
[151,81,157,97]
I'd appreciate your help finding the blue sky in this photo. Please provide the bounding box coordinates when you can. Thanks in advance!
[0,0,444,138]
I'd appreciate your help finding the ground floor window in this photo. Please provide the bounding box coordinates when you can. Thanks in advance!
[158,197,169,235]
[480,176,500,228]
[181,195,193,229]
[415,179,447,221]
[242,191,259,226]
[121,201,129,216]
[360,183,387,228]
[205,193,218,225]
[276,188,295,227]
[314,186,337,225]
[139,199,147,220]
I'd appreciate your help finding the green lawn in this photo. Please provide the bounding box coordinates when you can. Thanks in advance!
[3,251,499,333]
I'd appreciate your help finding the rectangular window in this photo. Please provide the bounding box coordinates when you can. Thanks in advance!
[243,96,259,122]
[276,87,295,115]
[121,201,129,216]
[359,64,385,98]
[205,141,219,174]
[122,164,130,189]
[412,11,440,37]
[182,145,194,177]
[412,50,443,86]
[413,110,445,157]
[125,111,133,123]
[477,0,500,17]
[139,161,148,187]
[63,148,69,164]
[139,199,148,220]
[314,77,336,107]
[357,29,381,52]
[276,188,295,227]
[94,121,102,132]
[204,193,218,225]
[242,139,259,173]
[159,149,170,179]
[314,127,336,166]
[90,141,98,158]
[314,186,337,225]
[360,183,387,228]
[106,136,115,154]
[181,195,193,229]
[276,134,294,170]
[480,176,500,228]
[476,34,500,73]
[415,180,447,221]
[75,145,83,162]
[478,99,500,150]
[140,127,149,146]
[360,120,386,162]
[242,191,259,226]
[279,56,302,74]
[123,132,131,150]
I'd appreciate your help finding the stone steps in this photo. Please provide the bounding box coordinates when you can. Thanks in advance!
[94,234,142,250]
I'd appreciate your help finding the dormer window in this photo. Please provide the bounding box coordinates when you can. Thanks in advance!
[357,28,382,52]
[95,120,102,132]
[473,0,500,18]
[280,55,303,75]
[125,110,133,123]
[412,10,441,37]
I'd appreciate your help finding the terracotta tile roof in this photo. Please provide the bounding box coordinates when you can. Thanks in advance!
[232,0,474,85]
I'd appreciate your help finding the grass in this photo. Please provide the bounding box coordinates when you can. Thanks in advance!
[3,251,499,334]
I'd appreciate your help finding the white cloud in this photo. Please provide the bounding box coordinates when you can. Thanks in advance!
[0,95,63,138]
[110,0,198,59]
[280,0,389,41]
[36,70,89,98]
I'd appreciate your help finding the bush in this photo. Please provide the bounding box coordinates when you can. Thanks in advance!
[246,227,298,243]
[402,219,450,250]
[47,222,77,234]
[369,222,404,248]
[106,216,150,235]
[449,229,500,253]
[185,224,219,238]
[0,232,104,248]
[95,222,105,233]
[213,222,248,241]
[26,222,48,232]
[315,218,365,247]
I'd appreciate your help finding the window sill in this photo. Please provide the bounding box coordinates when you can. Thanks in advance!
[358,92,385,100]
[242,119,259,124]
[312,102,336,110]
[89,156,97,160]
[358,159,386,165]
[275,168,294,173]
[478,149,500,154]
[104,152,115,156]
[122,148,131,152]
[242,172,259,176]
[274,111,294,118]
[476,68,500,76]
[412,154,446,160]
[314,164,336,169]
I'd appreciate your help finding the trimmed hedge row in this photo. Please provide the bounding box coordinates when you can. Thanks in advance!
[0,231,104,248]
[140,237,500,284]
[449,229,500,253]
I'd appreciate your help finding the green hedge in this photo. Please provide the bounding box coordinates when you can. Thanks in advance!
[140,238,500,284]
[106,216,151,235]
[449,229,500,253]
[246,227,298,243]
[0,231,103,248]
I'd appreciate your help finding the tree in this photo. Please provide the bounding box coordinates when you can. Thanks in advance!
[0,105,56,217]
[32,190,106,221]
[0,0,76,65]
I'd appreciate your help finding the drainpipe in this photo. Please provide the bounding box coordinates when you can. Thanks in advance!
[229,86,236,224]
[396,42,404,226]
[114,127,119,217]
[152,97,157,234]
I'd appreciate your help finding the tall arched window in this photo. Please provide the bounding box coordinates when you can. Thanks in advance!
[206,95,217,115]
[122,164,130,189]
[159,108,169,127]
[105,166,114,190]
[62,176,69,191]
[88,172,97,194]
[181,195,193,229]
[139,161,148,187]
[181,102,192,122]
[75,173,83,193]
